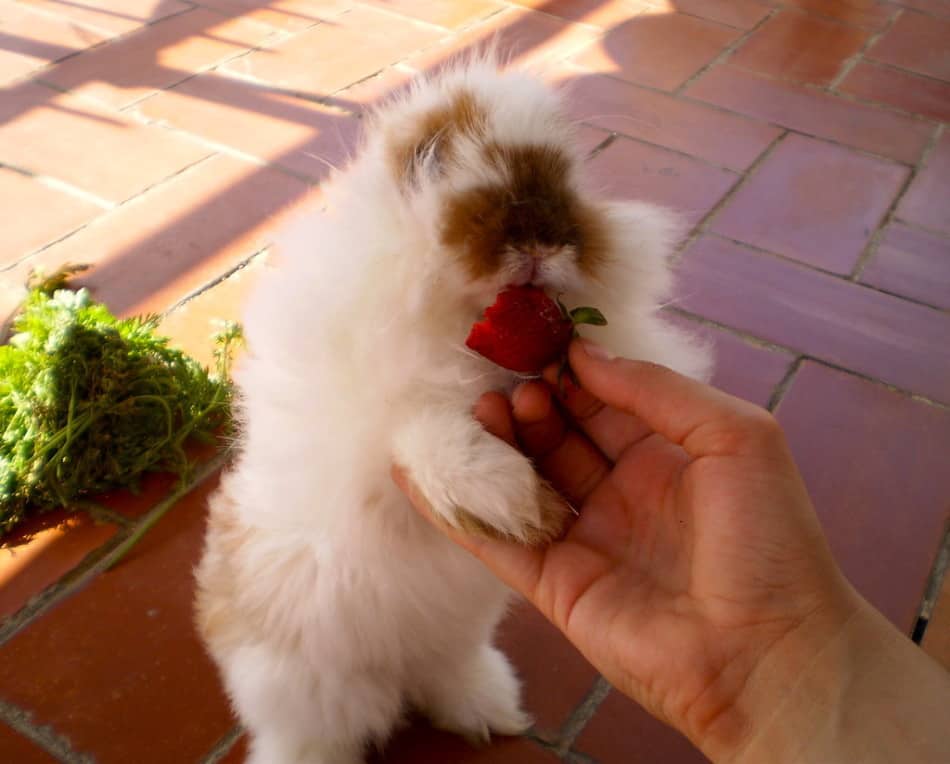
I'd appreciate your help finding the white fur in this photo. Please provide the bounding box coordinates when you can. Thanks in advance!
[195,60,712,764]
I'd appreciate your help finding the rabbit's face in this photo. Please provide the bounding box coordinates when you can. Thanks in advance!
[374,68,612,306]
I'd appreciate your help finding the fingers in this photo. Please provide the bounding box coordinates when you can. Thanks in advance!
[510,382,611,507]
[541,365,653,461]
[568,339,774,458]
[473,391,516,446]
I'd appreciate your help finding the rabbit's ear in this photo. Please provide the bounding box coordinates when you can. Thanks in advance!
[388,90,487,189]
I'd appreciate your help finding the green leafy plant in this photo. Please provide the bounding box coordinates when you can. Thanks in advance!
[0,270,241,535]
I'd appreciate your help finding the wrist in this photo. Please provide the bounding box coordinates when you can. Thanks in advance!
[695,577,865,764]
[714,585,950,764]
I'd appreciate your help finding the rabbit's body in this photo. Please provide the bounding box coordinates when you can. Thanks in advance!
[195,61,711,764]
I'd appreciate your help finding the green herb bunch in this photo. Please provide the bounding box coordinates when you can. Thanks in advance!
[0,278,241,533]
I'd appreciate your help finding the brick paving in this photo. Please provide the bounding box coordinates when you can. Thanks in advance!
[0,1,948,762]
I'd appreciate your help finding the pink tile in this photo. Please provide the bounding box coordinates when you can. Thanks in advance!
[0,722,58,763]
[676,235,950,404]
[575,689,709,763]
[776,362,950,631]
[360,0,504,29]
[43,8,276,108]
[0,477,236,764]
[15,0,192,35]
[10,155,311,317]
[571,12,741,91]
[331,65,418,113]
[647,0,771,29]
[867,10,950,81]
[897,130,950,234]
[685,64,932,164]
[157,255,266,367]
[777,0,897,30]
[0,82,211,204]
[711,133,909,274]
[860,223,950,308]
[838,60,950,122]
[505,0,646,28]
[729,9,870,86]
[553,68,781,170]
[0,2,107,85]
[135,70,360,181]
[497,601,599,733]
[371,726,559,762]
[196,0,351,31]
[405,6,599,74]
[216,712,561,763]
[922,568,950,669]
[892,0,950,19]
[0,167,102,266]
[0,510,117,619]
[225,5,444,96]
[586,135,739,226]
[664,312,796,408]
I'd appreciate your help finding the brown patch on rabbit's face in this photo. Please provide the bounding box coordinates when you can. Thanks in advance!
[390,90,486,186]
[441,143,610,279]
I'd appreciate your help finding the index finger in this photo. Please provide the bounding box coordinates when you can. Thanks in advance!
[569,340,774,458]
[541,365,653,461]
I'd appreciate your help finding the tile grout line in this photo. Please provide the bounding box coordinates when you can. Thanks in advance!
[2,153,219,275]
[913,525,950,642]
[827,7,902,91]
[701,230,950,314]
[347,0,478,35]
[766,356,805,413]
[583,131,617,161]
[673,130,789,264]
[849,123,945,282]
[888,216,950,240]
[552,675,613,755]
[163,247,269,316]
[0,454,227,647]
[842,56,950,92]
[0,161,115,210]
[496,0,635,32]
[822,85,948,127]
[582,124,744,174]
[566,61,935,168]
[193,0,346,33]
[199,724,244,764]
[134,116,328,186]
[665,306,950,412]
[0,3,201,89]
[0,698,93,763]
[673,7,778,96]
[562,750,599,764]
[674,87,925,168]
[116,20,297,114]
[688,59,942,129]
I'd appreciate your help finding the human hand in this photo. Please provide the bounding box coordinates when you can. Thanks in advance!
[394,339,865,760]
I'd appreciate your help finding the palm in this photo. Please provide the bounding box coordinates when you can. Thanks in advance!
[467,374,841,744]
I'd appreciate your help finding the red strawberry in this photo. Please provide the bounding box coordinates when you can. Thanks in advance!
[465,285,606,374]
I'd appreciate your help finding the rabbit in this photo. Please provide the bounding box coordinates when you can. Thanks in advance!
[194,58,712,764]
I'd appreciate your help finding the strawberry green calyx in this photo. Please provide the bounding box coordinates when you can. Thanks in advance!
[569,306,607,327]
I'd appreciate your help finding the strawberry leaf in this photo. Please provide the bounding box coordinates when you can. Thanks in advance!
[569,307,607,326]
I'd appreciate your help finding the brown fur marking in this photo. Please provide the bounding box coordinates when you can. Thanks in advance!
[453,480,572,547]
[441,143,611,278]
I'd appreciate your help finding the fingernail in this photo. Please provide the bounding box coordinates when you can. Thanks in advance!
[579,338,614,361]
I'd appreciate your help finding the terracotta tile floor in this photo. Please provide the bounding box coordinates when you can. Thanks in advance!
[1,1,948,761]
